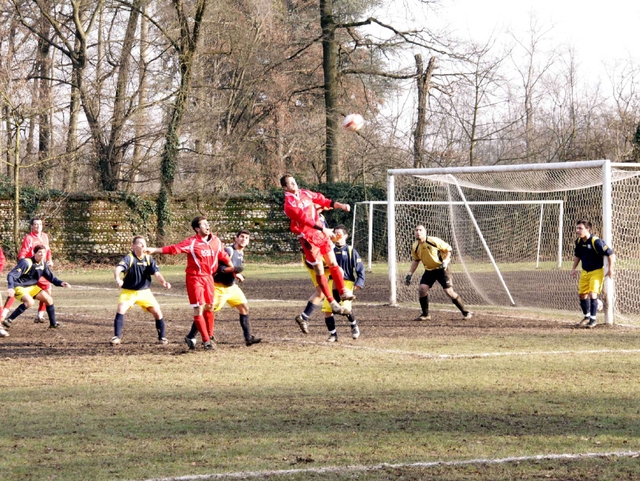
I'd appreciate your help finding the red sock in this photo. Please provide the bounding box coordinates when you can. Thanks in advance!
[315,274,334,303]
[193,315,209,342]
[38,302,46,313]
[204,310,215,337]
[329,266,346,293]
[4,297,15,309]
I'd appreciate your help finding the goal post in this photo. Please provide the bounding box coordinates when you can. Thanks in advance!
[387,160,640,325]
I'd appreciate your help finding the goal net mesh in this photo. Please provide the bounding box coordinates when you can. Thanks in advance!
[386,165,640,321]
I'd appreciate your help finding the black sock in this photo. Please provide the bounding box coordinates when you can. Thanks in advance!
[114,313,124,337]
[590,299,598,318]
[325,315,336,332]
[45,305,57,326]
[155,318,166,339]
[452,295,467,314]
[347,313,356,324]
[302,302,319,320]
[580,298,589,316]
[8,304,27,321]
[239,314,251,341]
[187,322,198,339]
[419,296,429,316]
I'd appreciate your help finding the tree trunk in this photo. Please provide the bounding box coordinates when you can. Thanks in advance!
[36,11,53,187]
[413,55,436,168]
[320,0,339,183]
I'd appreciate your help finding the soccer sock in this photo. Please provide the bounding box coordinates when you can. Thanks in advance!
[325,315,336,332]
[38,302,46,317]
[114,313,125,337]
[452,295,467,313]
[590,298,598,318]
[45,304,57,327]
[8,304,27,321]
[579,298,589,316]
[315,274,334,303]
[239,314,251,341]
[204,310,215,338]
[193,315,209,342]
[301,302,319,321]
[329,266,346,293]
[186,322,198,339]
[347,313,356,325]
[3,296,15,318]
[155,318,166,339]
[419,295,429,316]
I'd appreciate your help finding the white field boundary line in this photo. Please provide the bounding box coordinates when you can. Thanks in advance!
[277,338,640,360]
[135,450,640,481]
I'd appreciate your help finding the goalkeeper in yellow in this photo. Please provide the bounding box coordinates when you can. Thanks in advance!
[405,225,472,321]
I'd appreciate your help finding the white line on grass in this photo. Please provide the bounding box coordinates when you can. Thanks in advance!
[135,450,640,481]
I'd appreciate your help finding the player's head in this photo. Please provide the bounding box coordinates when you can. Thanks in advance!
[280,174,298,193]
[33,244,47,262]
[234,229,251,249]
[414,225,427,242]
[132,236,147,255]
[333,224,348,246]
[576,219,592,239]
[191,216,210,236]
[30,218,43,234]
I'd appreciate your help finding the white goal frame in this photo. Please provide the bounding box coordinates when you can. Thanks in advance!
[387,160,615,324]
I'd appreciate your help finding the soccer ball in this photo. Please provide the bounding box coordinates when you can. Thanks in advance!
[342,113,364,132]
[597,299,603,311]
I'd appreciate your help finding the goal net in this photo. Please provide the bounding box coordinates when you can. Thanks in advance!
[387,160,640,324]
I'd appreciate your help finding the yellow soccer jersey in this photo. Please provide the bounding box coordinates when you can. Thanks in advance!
[411,236,451,271]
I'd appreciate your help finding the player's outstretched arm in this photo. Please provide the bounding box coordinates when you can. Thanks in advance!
[145,247,163,255]
[114,265,125,288]
[334,201,350,213]
[154,271,171,289]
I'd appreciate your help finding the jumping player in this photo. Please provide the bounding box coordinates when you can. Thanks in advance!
[1,218,52,324]
[146,216,237,350]
[571,219,615,328]
[405,225,472,321]
[111,236,172,345]
[280,174,353,319]
[185,230,260,348]
[2,244,70,331]
[323,225,364,342]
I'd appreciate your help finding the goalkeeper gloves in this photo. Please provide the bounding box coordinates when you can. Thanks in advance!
[405,274,412,286]
[440,258,450,270]
[233,265,244,274]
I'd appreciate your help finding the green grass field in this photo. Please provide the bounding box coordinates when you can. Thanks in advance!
[1,265,639,481]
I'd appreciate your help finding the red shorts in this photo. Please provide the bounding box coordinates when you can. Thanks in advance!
[300,231,332,265]
[37,277,51,290]
[186,275,215,307]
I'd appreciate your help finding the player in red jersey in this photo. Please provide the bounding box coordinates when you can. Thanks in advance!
[280,174,354,317]
[1,218,52,324]
[146,216,237,350]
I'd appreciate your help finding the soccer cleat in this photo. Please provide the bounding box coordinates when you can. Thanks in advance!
[158,337,168,345]
[329,300,351,316]
[327,333,338,342]
[110,336,121,345]
[245,336,262,346]
[575,316,590,328]
[48,322,63,329]
[413,314,431,322]
[203,341,215,350]
[295,315,310,334]
[462,311,473,320]
[0,327,8,337]
[185,336,197,350]
[586,318,597,329]
[2,319,12,329]
[34,315,46,324]
[351,323,360,339]
[340,289,356,301]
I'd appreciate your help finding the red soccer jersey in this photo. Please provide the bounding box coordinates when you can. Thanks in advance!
[283,189,333,238]
[0,247,5,272]
[161,234,231,277]
[18,232,52,262]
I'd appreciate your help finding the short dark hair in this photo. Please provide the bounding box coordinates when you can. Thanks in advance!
[236,229,251,238]
[132,236,145,244]
[33,244,46,254]
[191,216,207,231]
[30,218,42,226]
[280,174,293,187]
[576,219,592,230]
[334,224,348,235]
